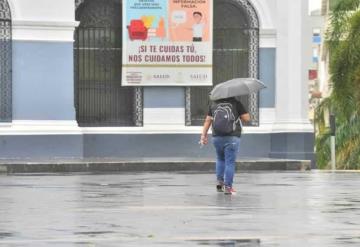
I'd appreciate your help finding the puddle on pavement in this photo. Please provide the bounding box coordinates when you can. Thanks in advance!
[0,232,14,239]
[73,231,115,235]
[255,183,295,187]
[190,239,260,247]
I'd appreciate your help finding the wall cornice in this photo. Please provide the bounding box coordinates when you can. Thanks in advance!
[12,20,79,41]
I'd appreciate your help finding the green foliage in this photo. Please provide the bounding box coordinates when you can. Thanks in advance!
[315,129,331,169]
[330,0,346,10]
[316,0,360,169]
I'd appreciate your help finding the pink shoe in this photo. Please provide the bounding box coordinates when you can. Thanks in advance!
[224,186,236,195]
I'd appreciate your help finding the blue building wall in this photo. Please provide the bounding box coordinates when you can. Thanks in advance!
[144,87,185,108]
[2,42,314,163]
[0,132,313,162]
[11,43,275,119]
[0,135,83,159]
[7,41,83,159]
[83,133,272,159]
[142,48,276,110]
[12,41,76,120]
[259,48,276,108]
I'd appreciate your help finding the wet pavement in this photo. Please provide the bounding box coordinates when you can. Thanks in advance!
[0,171,360,246]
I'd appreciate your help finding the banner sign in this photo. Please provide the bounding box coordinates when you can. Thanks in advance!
[122,0,213,86]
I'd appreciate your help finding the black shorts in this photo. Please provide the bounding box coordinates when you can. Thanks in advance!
[193,37,202,42]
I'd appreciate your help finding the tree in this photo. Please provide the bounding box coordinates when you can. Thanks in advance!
[316,0,360,169]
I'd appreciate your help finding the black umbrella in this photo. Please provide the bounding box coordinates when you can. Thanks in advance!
[210,78,266,101]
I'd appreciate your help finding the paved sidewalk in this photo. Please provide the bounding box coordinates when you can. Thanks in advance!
[0,171,360,246]
[0,158,311,173]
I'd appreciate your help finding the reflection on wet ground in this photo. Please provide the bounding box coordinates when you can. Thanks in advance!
[0,171,360,246]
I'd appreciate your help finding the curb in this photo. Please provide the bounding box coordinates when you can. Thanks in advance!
[0,159,311,174]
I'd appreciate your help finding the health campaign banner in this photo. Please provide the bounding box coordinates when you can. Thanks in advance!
[122,0,213,86]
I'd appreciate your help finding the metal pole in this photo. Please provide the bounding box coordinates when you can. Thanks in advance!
[331,136,336,171]
[330,114,336,170]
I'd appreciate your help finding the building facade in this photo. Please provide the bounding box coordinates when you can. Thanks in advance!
[0,0,314,162]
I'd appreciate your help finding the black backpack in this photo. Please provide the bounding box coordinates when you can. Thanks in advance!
[212,102,239,135]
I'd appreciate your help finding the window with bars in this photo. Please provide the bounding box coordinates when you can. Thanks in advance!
[0,0,12,122]
[186,0,259,126]
[75,0,143,126]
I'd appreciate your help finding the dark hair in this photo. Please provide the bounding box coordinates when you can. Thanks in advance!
[193,11,202,17]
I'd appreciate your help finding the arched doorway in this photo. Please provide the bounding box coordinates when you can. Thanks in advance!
[75,0,143,126]
[0,0,12,122]
[185,0,259,126]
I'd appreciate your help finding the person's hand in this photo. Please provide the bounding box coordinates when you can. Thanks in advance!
[200,134,208,145]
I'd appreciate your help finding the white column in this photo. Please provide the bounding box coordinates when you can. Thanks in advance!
[10,0,75,22]
[273,0,313,132]
[10,0,78,41]
[6,0,81,135]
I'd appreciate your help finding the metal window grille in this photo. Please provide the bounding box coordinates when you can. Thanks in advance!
[0,0,12,122]
[186,0,259,126]
[75,0,143,126]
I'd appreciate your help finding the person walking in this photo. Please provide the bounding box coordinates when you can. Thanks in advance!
[200,97,250,195]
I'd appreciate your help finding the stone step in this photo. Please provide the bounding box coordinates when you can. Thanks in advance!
[0,158,311,173]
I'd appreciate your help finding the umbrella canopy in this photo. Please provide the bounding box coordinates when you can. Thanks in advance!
[210,78,266,101]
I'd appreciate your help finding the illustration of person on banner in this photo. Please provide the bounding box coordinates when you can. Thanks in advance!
[190,11,207,42]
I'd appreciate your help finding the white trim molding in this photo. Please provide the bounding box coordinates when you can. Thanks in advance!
[0,114,313,135]
[81,126,201,135]
[0,123,12,127]
[81,124,313,135]
[0,120,82,135]
[12,20,79,42]
[272,120,314,133]
[259,28,276,48]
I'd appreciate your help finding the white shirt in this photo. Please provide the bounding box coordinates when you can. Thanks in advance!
[192,23,204,38]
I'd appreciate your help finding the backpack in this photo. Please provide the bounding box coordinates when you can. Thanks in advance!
[212,102,239,135]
